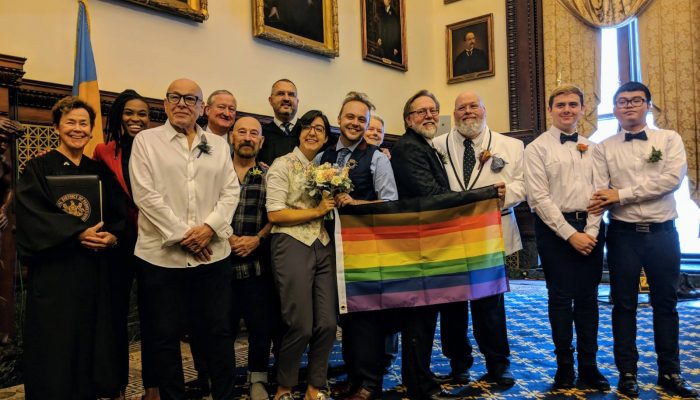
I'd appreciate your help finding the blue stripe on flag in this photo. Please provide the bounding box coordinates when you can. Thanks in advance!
[345,265,507,297]
[73,0,97,95]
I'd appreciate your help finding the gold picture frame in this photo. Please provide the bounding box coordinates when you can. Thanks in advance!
[121,0,209,23]
[252,0,340,58]
[446,13,495,84]
[361,0,407,71]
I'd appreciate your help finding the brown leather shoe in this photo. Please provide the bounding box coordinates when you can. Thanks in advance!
[346,387,375,400]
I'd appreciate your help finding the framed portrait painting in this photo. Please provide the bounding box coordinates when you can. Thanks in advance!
[446,14,494,83]
[252,0,339,58]
[121,0,209,22]
[361,0,407,71]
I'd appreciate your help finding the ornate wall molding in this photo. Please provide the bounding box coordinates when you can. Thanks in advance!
[0,55,25,89]
[505,0,546,134]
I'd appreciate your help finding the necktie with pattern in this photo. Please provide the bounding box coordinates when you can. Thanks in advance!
[463,138,476,188]
[282,122,292,136]
[336,148,352,168]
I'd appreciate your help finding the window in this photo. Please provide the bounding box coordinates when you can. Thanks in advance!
[589,21,700,255]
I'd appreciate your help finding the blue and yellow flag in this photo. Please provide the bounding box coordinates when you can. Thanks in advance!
[73,0,103,157]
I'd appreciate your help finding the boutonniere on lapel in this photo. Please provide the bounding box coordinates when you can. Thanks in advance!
[490,155,508,172]
[478,149,492,167]
[576,143,588,159]
[435,148,449,165]
[196,135,212,158]
[647,146,663,163]
[249,166,264,177]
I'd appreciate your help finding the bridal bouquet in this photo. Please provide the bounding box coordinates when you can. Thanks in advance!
[304,161,355,218]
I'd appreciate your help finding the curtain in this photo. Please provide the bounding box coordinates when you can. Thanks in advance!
[543,0,601,137]
[638,0,700,207]
[558,0,654,27]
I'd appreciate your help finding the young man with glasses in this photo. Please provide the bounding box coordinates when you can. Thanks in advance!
[129,78,240,400]
[589,81,696,398]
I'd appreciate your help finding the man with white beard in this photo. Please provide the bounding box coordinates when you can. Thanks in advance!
[432,91,524,387]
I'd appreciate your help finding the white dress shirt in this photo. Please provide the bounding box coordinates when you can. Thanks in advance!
[274,117,298,134]
[524,126,600,240]
[592,125,687,223]
[130,120,240,268]
[434,126,526,254]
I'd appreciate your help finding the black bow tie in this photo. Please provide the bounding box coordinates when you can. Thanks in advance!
[625,131,647,141]
[560,133,578,144]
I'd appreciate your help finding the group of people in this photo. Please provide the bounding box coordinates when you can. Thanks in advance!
[13,76,697,400]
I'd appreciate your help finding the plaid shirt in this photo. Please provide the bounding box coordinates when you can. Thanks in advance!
[231,165,270,279]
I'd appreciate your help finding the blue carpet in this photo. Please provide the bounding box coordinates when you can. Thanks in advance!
[320,282,700,399]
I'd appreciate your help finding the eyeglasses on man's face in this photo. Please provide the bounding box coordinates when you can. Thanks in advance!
[614,97,647,108]
[166,93,200,107]
[408,108,440,118]
[301,124,326,134]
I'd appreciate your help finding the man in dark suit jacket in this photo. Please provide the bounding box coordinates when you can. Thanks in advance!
[258,79,302,166]
[453,32,489,76]
[389,90,453,400]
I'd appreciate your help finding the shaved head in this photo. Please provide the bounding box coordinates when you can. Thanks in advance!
[164,78,204,132]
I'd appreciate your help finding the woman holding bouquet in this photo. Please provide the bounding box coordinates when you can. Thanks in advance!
[266,110,336,400]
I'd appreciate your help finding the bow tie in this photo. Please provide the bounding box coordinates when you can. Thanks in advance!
[624,131,647,141]
[560,133,578,144]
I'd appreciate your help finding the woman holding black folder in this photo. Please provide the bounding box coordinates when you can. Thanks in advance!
[16,96,125,400]
[93,89,160,400]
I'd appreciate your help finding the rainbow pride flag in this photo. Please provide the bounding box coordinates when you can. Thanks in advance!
[73,0,103,157]
[335,187,509,314]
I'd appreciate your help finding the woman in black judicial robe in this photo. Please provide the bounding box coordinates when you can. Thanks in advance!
[16,97,125,400]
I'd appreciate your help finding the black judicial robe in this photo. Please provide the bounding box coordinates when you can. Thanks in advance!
[16,150,125,400]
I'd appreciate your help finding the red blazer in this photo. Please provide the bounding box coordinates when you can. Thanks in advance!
[93,141,138,227]
[93,141,130,197]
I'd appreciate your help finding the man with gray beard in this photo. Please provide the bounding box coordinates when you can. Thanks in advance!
[432,91,524,387]
[390,90,454,400]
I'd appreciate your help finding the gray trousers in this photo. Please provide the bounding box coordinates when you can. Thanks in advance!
[271,233,337,388]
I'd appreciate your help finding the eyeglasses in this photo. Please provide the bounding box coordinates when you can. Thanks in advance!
[615,97,647,108]
[166,93,200,106]
[408,108,440,118]
[301,124,326,134]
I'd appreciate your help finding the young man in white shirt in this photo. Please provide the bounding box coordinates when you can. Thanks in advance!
[524,85,609,392]
[589,81,696,398]
[129,78,240,400]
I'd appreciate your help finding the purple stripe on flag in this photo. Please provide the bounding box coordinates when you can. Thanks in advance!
[346,277,509,313]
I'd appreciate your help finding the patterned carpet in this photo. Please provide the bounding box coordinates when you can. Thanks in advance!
[1,281,698,399]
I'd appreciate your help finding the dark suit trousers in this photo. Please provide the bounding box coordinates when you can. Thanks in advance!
[607,221,681,374]
[394,305,441,400]
[439,294,511,375]
[231,272,282,373]
[534,215,604,366]
[138,258,235,400]
[340,309,396,393]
